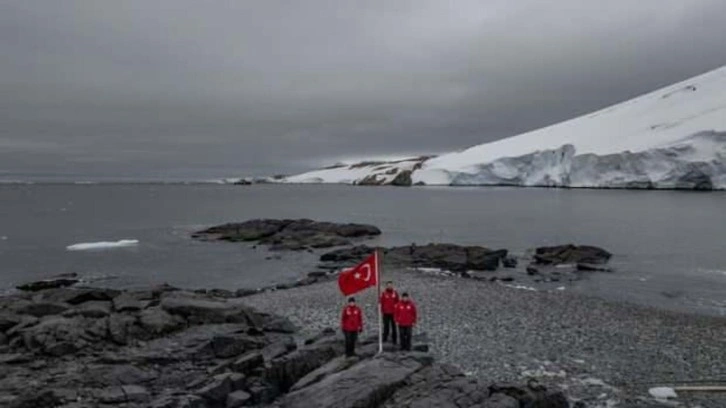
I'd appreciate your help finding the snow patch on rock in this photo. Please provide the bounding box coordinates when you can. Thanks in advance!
[282,156,431,186]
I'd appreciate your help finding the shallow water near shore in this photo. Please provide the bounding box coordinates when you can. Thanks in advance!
[1,183,725,316]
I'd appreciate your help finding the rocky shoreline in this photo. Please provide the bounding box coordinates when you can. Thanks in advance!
[3,218,721,407]
[0,282,567,408]
[192,219,615,290]
[243,268,726,408]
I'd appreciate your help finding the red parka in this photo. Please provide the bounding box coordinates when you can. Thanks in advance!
[341,304,363,332]
[380,288,399,315]
[394,299,417,327]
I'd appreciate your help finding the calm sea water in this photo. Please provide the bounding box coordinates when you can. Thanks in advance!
[1,184,725,316]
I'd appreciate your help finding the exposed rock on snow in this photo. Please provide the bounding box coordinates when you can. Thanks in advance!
[275,156,432,186]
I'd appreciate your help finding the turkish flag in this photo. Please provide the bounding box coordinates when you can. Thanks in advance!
[338,252,378,296]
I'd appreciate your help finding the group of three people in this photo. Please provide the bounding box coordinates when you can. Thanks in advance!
[341,281,418,357]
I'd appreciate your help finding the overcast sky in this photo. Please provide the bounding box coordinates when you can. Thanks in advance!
[2,0,726,181]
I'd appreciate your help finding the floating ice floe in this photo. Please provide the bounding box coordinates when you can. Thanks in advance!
[648,387,677,400]
[504,284,537,291]
[698,268,726,276]
[66,239,139,251]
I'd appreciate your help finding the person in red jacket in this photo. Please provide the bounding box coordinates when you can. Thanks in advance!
[380,281,400,345]
[341,297,363,357]
[394,292,417,351]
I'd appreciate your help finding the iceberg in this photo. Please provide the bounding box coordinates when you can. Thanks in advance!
[66,239,139,251]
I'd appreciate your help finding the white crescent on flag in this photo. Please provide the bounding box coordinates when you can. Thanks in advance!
[337,251,378,296]
[360,264,371,282]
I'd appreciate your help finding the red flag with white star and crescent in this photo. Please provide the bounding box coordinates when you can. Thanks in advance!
[337,252,378,296]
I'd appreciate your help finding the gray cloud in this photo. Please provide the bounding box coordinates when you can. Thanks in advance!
[2,0,726,180]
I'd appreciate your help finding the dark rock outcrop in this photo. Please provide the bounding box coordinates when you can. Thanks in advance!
[523,244,614,283]
[358,174,387,186]
[16,273,79,292]
[320,245,376,263]
[192,219,381,251]
[533,245,612,266]
[278,350,567,408]
[676,168,713,191]
[1,283,568,408]
[321,243,509,273]
[279,352,432,408]
[390,170,413,186]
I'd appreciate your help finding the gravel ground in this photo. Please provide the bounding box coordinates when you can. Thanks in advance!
[244,268,726,407]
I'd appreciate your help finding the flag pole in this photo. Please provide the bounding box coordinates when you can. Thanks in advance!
[376,247,383,354]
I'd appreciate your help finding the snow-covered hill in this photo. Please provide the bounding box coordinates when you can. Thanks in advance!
[272,66,726,190]
[279,157,431,186]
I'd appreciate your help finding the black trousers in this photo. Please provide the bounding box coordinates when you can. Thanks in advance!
[382,314,397,344]
[399,326,412,351]
[344,330,358,356]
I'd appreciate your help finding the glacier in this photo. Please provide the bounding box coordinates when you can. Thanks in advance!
[269,65,726,190]
[429,131,726,190]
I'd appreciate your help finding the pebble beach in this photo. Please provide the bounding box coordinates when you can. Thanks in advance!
[245,268,726,407]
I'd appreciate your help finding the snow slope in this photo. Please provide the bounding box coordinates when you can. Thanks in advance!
[282,157,429,185]
[414,66,726,189]
[273,65,726,190]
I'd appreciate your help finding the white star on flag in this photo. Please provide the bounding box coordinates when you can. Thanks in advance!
[337,252,378,296]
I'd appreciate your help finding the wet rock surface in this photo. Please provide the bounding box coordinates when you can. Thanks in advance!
[533,245,612,266]
[0,283,566,408]
[15,273,80,292]
[320,243,614,286]
[277,347,566,408]
[525,244,614,283]
[193,219,615,289]
[321,243,509,272]
[192,219,381,251]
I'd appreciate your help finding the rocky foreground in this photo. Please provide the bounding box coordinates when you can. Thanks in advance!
[245,268,726,408]
[0,283,567,408]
